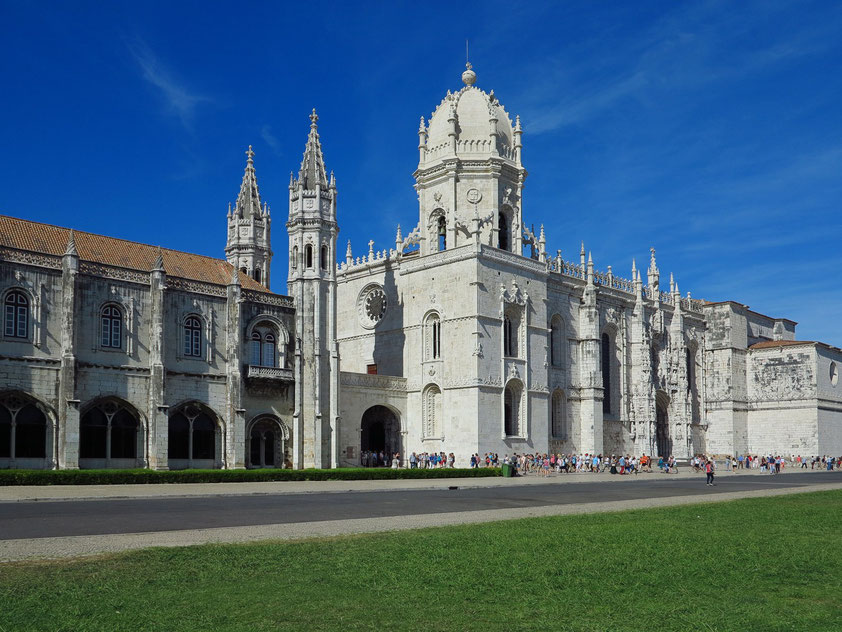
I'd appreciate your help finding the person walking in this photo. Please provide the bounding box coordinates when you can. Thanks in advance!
[705,459,715,486]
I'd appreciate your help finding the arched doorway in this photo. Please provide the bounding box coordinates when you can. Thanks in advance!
[360,405,400,466]
[247,417,289,469]
[655,391,671,457]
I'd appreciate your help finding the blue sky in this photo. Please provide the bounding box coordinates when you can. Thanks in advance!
[1,0,841,344]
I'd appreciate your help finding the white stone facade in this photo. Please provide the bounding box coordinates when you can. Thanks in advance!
[2,64,841,470]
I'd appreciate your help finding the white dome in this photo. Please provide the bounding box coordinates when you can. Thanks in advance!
[424,71,515,160]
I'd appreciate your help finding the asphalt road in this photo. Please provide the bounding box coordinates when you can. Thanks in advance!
[1,471,838,541]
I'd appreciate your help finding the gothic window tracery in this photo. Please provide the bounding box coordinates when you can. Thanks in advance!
[168,404,218,464]
[249,321,285,368]
[184,316,203,357]
[0,394,47,460]
[4,290,29,339]
[100,304,123,349]
[80,399,139,461]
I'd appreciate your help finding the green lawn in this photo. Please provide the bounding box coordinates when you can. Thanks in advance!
[1,490,840,631]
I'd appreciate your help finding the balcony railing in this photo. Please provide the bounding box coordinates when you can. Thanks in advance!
[247,365,293,382]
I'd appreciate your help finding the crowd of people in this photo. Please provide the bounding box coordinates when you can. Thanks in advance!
[491,453,673,475]
[360,450,841,475]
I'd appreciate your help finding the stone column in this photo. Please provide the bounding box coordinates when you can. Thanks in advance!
[147,250,168,469]
[225,269,244,469]
[58,234,79,469]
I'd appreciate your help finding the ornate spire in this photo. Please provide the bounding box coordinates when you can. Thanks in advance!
[234,145,263,219]
[297,109,328,190]
[64,229,78,257]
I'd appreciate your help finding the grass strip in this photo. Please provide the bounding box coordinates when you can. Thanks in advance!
[0,467,500,486]
[1,489,840,631]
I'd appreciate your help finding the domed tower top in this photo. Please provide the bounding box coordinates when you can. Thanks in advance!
[419,62,519,166]
[414,63,527,256]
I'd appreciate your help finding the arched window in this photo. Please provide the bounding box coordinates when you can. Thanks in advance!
[101,305,123,349]
[504,381,522,436]
[240,266,248,276]
[4,290,29,339]
[249,323,283,368]
[0,395,47,460]
[550,316,564,367]
[168,405,218,465]
[320,244,328,270]
[601,333,611,414]
[263,333,276,367]
[292,246,299,269]
[503,311,519,358]
[552,389,566,439]
[80,400,139,462]
[437,216,446,252]
[305,244,313,268]
[254,267,261,284]
[423,384,442,438]
[424,313,442,360]
[498,212,510,251]
[184,316,202,357]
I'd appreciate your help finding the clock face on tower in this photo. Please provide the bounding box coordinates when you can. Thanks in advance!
[358,284,387,329]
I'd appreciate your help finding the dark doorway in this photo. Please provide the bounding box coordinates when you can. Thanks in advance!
[655,395,671,457]
[249,418,284,468]
[360,405,400,456]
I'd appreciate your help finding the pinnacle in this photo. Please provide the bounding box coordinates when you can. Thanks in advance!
[64,229,78,257]
[297,110,328,190]
[233,145,262,219]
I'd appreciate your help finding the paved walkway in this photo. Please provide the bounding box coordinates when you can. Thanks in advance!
[1,469,838,562]
[0,466,831,502]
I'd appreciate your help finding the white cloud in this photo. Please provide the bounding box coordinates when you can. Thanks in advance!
[126,38,211,130]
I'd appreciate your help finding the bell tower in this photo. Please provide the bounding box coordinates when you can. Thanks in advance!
[225,146,272,288]
[414,63,527,255]
[287,110,340,469]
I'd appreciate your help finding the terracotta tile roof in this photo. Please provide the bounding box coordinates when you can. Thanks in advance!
[0,215,272,294]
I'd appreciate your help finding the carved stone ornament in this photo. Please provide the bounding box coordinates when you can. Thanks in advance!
[466,188,482,204]
[508,364,520,379]
[357,284,387,329]
[433,191,442,202]
[500,280,528,306]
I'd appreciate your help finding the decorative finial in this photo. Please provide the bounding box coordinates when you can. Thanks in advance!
[461,48,477,87]
[418,116,426,133]
[152,247,165,272]
[310,108,318,128]
[64,229,78,257]
[246,145,254,164]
